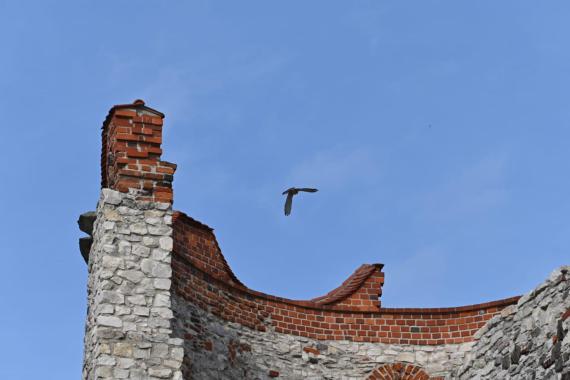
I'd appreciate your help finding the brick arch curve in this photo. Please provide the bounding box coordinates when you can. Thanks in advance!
[367,363,437,380]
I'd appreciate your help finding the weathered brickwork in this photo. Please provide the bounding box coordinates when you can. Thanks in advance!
[101,100,176,204]
[82,100,568,379]
[171,213,518,346]
[367,363,441,380]
[454,266,570,379]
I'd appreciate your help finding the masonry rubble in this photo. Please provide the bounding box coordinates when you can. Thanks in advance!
[453,266,570,380]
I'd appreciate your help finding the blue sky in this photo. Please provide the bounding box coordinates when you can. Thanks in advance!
[1,1,570,378]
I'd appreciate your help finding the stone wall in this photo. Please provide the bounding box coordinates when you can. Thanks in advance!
[171,294,472,379]
[82,189,183,379]
[453,266,570,380]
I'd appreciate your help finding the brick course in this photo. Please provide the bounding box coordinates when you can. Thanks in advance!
[171,212,520,346]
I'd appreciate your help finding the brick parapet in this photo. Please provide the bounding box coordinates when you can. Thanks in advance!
[101,100,176,203]
[171,214,520,346]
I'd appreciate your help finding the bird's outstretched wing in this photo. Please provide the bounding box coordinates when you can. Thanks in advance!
[297,188,318,193]
[284,192,294,216]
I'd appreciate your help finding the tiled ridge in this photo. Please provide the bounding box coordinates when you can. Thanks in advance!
[311,264,382,306]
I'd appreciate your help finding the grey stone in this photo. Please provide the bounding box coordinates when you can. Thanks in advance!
[97,316,123,328]
[83,190,181,380]
[154,279,171,290]
[130,223,148,235]
[141,259,171,278]
[132,245,151,257]
[99,290,125,304]
[102,189,123,205]
[159,237,173,251]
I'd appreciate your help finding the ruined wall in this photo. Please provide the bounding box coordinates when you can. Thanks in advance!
[82,100,183,379]
[170,212,518,379]
[82,100,569,380]
[171,293,476,379]
[454,266,570,379]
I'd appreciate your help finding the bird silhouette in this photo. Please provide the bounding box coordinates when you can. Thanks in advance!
[282,187,318,216]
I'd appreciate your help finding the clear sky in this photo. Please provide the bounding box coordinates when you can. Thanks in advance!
[1,1,570,378]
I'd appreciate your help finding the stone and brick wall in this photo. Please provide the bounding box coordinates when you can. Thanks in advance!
[82,101,183,379]
[82,100,569,379]
[171,213,518,346]
[453,266,570,379]
[169,211,519,379]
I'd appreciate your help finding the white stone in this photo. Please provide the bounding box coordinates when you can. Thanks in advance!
[153,294,171,308]
[113,368,129,378]
[159,237,173,251]
[141,259,171,278]
[152,343,170,358]
[132,244,151,257]
[148,225,172,235]
[151,248,170,262]
[102,255,123,270]
[154,279,171,290]
[148,368,172,378]
[396,352,415,363]
[99,291,124,304]
[118,240,131,255]
[171,347,185,361]
[143,236,159,247]
[130,223,148,235]
[97,316,123,328]
[127,295,147,306]
[102,189,122,205]
[102,221,115,231]
[117,357,135,369]
[152,307,173,319]
[145,217,162,225]
[118,270,144,283]
[97,304,114,314]
[134,306,150,316]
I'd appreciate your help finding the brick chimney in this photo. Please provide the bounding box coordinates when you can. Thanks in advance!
[82,100,184,379]
[101,99,176,203]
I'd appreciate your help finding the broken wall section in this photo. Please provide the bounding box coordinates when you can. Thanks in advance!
[454,266,570,379]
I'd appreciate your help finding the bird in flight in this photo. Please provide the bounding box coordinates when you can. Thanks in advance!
[282,187,318,216]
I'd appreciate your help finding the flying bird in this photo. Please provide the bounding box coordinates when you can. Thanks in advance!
[282,187,318,216]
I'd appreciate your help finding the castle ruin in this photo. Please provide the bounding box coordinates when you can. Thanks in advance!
[80,100,570,379]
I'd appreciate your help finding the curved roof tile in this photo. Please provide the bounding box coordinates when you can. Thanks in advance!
[311,264,383,305]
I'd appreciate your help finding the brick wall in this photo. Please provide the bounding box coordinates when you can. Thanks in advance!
[171,212,520,346]
[101,99,176,203]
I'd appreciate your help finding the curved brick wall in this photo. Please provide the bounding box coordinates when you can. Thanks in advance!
[171,211,519,347]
